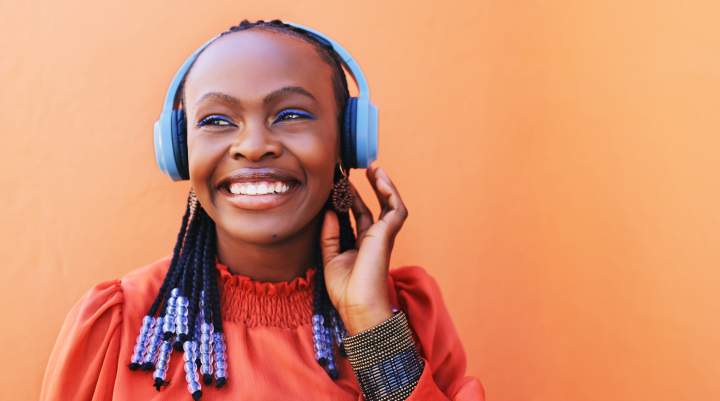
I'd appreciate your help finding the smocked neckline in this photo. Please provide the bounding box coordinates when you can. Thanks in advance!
[215,260,317,297]
[214,260,316,328]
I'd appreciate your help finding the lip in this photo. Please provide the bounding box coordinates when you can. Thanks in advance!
[215,167,302,211]
[216,167,301,188]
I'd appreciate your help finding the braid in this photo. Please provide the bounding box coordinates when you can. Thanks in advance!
[174,210,201,349]
[147,192,194,317]
[208,227,225,333]
[201,214,215,323]
[186,214,206,342]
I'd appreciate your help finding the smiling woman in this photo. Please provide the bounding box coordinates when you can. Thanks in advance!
[39,19,485,401]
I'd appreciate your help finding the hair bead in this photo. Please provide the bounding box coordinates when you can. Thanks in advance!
[331,309,348,357]
[141,316,164,370]
[129,315,154,370]
[182,340,203,400]
[153,339,173,390]
[212,332,228,387]
[199,322,214,384]
[162,288,179,340]
[174,295,190,347]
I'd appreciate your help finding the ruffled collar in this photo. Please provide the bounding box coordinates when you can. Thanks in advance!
[214,260,317,328]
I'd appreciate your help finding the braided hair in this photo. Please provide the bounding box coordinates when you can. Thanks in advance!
[128,20,357,400]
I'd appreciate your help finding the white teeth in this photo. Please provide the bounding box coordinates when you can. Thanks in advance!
[229,182,242,195]
[227,181,291,195]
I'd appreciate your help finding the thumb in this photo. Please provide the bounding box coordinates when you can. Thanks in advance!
[320,209,340,266]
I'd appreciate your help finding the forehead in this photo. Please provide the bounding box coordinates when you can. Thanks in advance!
[183,29,335,105]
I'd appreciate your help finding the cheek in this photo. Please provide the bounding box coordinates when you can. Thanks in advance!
[286,132,338,194]
[186,134,226,208]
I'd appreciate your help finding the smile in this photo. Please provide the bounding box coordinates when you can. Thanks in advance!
[228,181,290,196]
[216,168,302,210]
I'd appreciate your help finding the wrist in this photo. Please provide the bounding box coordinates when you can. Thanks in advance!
[342,311,425,401]
[341,303,393,336]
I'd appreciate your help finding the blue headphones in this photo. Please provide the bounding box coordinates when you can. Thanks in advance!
[153,22,378,181]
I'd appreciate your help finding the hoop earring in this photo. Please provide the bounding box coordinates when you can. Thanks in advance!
[331,164,353,213]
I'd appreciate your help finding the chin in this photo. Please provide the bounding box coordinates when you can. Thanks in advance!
[219,219,292,244]
[217,210,321,245]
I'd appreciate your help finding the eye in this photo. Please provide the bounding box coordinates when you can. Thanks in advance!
[273,109,315,124]
[197,114,237,128]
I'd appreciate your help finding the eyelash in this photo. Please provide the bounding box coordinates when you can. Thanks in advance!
[274,109,315,123]
[196,115,235,128]
[196,110,315,128]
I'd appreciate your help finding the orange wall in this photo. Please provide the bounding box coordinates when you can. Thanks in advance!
[1,1,719,400]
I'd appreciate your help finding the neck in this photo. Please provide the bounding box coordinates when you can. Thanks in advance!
[214,215,321,282]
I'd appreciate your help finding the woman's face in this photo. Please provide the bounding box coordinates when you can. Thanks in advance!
[183,29,340,244]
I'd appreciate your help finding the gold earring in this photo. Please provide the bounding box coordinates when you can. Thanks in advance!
[331,164,353,213]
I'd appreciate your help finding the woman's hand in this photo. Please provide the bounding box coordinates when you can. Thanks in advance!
[320,164,409,335]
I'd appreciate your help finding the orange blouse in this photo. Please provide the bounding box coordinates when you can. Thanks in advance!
[40,256,485,401]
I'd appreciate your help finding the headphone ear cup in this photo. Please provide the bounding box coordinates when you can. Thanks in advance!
[171,109,190,180]
[342,97,358,168]
[154,110,184,181]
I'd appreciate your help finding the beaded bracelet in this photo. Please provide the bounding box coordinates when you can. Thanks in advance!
[342,311,425,401]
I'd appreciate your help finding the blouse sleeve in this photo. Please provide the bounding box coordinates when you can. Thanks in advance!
[39,280,124,401]
[390,266,486,401]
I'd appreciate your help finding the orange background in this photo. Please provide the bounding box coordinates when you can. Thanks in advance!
[1,1,719,400]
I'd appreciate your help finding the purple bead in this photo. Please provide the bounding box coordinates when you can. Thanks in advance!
[142,317,164,365]
[183,340,202,397]
[130,315,154,364]
[153,340,173,381]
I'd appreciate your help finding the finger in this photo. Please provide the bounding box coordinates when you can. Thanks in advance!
[373,167,409,230]
[319,209,341,266]
[368,165,406,220]
[366,164,390,215]
[349,183,373,241]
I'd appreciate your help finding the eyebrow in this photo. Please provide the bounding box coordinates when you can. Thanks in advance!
[193,86,317,108]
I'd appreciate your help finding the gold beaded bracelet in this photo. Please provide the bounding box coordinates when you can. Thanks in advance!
[342,311,425,401]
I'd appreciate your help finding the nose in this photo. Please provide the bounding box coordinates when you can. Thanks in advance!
[228,120,282,162]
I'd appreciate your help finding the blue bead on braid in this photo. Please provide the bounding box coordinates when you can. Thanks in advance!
[331,308,348,357]
[129,315,154,370]
[323,319,339,379]
[199,321,214,383]
[193,308,202,357]
[161,288,179,340]
[311,313,329,366]
[197,291,215,384]
[183,340,203,400]
[141,316,164,370]
[212,332,228,387]
[153,339,173,390]
[174,295,190,342]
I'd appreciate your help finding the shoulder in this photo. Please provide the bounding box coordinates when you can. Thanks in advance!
[68,255,172,327]
[118,255,172,312]
[41,256,172,400]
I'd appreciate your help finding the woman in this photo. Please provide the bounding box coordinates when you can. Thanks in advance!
[40,20,485,401]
